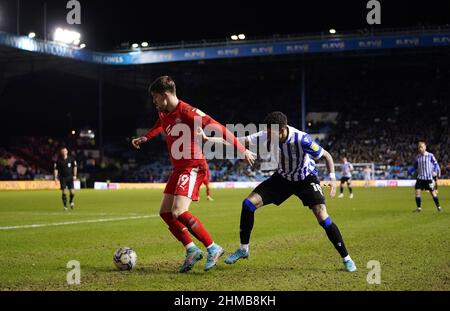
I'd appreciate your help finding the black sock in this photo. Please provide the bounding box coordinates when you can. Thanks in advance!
[340,185,343,194]
[70,193,75,204]
[320,217,349,258]
[432,196,440,207]
[240,199,256,244]
[62,193,67,207]
[415,196,421,208]
[349,187,353,194]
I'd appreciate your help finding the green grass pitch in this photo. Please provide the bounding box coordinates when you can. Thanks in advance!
[0,187,448,290]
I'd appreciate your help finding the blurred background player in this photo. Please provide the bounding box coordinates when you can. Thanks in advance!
[413,142,442,213]
[219,111,357,272]
[132,76,255,273]
[53,147,77,211]
[338,157,354,199]
[363,165,372,188]
[201,159,214,201]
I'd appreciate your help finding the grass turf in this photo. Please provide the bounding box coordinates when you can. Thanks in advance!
[0,187,448,290]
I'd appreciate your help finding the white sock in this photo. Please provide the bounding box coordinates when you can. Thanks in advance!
[206,242,215,249]
[343,255,351,262]
[185,242,195,250]
[240,244,249,253]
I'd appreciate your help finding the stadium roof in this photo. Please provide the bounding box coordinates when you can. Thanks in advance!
[1,26,450,91]
[2,0,449,50]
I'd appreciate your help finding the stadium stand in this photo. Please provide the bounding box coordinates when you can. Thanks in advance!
[1,28,449,185]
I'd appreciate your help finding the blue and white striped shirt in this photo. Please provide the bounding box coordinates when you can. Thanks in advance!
[247,125,324,181]
[415,151,439,180]
[341,162,353,178]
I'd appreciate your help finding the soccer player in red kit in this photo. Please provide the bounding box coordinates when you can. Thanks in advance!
[201,159,214,201]
[132,76,255,272]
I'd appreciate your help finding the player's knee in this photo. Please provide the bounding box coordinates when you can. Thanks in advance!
[319,216,333,229]
[160,212,170,222]
[311,204,328,221]
[242,198,257,213]
[171,210,180,219]
[171,207,187,219]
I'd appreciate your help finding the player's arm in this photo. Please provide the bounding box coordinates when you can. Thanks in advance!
[412,159,418,178]
[132,118,163,149]
[431,155,440,178]
[197,127,256,149]
[321,150,337,198]
[193,111,256,165]
[196,127,231,145]
[53,163,58,181]
[73,160,78,180]
[301,134,336,197]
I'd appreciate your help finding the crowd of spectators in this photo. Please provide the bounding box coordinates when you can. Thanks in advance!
[1,119,448,183]
[0,148,36,180]
[1,51,449,183]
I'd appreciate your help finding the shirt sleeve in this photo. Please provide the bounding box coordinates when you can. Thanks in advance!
[431,154,439,172]
[246,131,267,146]
[186,108,247,155]
[144,118,163,139]
[300,134,324,160]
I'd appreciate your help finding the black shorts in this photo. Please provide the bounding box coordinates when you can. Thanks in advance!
[340,177,351,183]
[60,177,74,190]
[415,179,434,191]
[252,173,325,208]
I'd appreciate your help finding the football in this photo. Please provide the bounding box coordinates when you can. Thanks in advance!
[113,247,137,270]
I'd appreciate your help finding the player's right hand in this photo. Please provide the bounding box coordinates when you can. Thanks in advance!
[244,149,256,166]
[328,179,337,198]
[132,136,147,149]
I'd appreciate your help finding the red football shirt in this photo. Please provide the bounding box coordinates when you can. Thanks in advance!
[144,100,245,169]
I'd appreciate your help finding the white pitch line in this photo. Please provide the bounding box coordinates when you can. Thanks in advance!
[0,214,159,230]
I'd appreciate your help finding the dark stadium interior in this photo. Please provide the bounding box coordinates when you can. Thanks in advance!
[1,1,449,186]
[1,48,449,185]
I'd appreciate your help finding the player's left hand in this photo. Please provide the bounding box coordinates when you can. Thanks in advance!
[73,176,77,181]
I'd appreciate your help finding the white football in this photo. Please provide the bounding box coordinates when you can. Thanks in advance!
[113,247,137,270]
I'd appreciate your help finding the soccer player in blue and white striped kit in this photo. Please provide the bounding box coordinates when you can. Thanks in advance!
[338,157,354,199]
[222,112,357,272]
[413,142,442,213]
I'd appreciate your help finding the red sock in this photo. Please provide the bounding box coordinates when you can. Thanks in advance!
[177,211,213,247]
[160,213,192,246]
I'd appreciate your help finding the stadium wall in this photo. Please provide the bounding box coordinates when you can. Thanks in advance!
[1,180,448,190]
[0,181,81,190]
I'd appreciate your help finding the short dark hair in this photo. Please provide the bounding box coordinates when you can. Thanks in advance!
[149,76,176,94]
[263,111,288,129]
